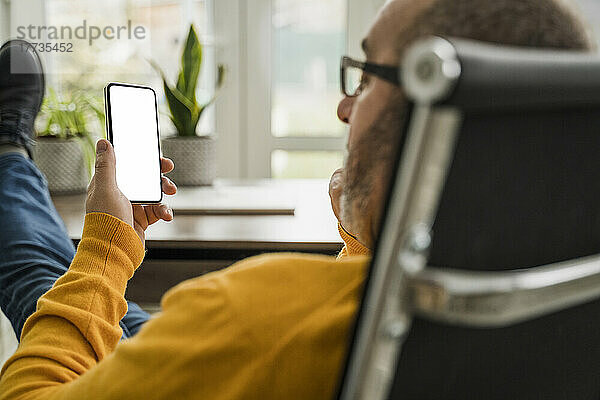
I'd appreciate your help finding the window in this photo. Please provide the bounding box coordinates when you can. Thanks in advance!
[272,0,346,138]
[213,0,385,179]
[272,150,344,179]
[9,0,600,180]
[5,0,385,179]
[269,0,347,179]
[20,0,216,136]
[577,0,600,44]
[234,0,356,179]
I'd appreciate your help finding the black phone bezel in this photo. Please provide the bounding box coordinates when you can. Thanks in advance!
[104,82,163,205]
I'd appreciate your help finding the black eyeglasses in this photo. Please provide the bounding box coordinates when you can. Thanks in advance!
[340,56,400,97]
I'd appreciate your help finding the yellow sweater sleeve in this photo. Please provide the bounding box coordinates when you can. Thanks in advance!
[0,212,145,400]
[337,223,370,259]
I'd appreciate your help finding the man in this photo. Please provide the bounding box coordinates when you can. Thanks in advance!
[0,0,592,398]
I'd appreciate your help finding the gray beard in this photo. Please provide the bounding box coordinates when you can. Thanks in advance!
[340,150,375,242]
[340,190,356,235]
[339,101,406,243]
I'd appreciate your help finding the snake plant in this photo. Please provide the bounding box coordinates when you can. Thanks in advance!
[152,24,225,137]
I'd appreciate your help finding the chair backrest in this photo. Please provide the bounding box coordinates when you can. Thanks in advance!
[337,37,600,400]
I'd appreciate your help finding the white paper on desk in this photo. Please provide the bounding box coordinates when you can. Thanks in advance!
[164,186,297,215]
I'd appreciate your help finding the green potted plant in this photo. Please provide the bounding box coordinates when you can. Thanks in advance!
[34,88,103,194]
[152,24,225,186]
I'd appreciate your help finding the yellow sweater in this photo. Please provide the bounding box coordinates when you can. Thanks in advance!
[0,213,370,399]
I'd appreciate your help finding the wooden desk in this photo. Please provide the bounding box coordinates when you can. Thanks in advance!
[52,179,342,253]
[52,180,344,304]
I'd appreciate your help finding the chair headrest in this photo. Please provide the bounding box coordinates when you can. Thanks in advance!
[401,36,600,110]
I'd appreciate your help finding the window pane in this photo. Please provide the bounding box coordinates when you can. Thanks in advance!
[576,0,600,44]
[272,150,343,179]
[272,0,347,137]
[42,0,215,135]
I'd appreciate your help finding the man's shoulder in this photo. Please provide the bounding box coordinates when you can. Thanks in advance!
[225,252,369,275]
[155,253,369,358]
[215,252,369,347]
[162,252,369,300]
[162,252,369,332]
[198,252,368,298]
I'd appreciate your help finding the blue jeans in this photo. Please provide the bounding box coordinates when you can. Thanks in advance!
[0,152,150,340]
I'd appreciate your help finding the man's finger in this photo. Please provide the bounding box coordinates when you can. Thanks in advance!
[144,205,160,225]
[157,204,174,221]
[162,176,177,196]
[145,204,172,225]
[160,157,174,174]
[133,205,149,231]
[153,204,173,222]
[94,139,117,187]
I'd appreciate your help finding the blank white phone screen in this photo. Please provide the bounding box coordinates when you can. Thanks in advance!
[107,85,162,203]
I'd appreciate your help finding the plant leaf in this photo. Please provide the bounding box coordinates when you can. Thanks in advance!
[150,57,196,136]
[177,24,202,102]
[216,64,226,90]
[163,81,196,136]
[149,24,214,137]
[36,87,103,143]
[169,115,185,137]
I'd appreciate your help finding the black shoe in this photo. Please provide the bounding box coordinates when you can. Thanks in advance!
[0,40,45,159]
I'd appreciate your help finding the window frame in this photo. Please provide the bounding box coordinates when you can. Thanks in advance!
[4,0,387,179]
[5,0,46,45]
[215,0,385,179]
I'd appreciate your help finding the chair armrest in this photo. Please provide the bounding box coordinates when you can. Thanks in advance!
[410,255,600,327]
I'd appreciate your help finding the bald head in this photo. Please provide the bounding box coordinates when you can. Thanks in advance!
[365,0,593,66]
[361,0,436,64]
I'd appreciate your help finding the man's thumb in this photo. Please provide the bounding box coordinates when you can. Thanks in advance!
[95,139,116,184]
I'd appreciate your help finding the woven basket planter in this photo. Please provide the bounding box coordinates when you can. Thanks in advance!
[33,137,90,194]
[161,136,216,186]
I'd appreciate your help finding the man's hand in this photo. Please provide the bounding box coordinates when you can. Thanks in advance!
[86,139,177,247]
[329,168,344,223]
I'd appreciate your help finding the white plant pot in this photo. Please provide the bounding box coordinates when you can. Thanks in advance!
[161,136,217,186]
[33,137,90,194]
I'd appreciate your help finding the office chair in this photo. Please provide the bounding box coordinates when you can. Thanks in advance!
[337,37,600,400]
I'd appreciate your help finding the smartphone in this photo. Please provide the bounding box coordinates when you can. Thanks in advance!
[104,82,163,204]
